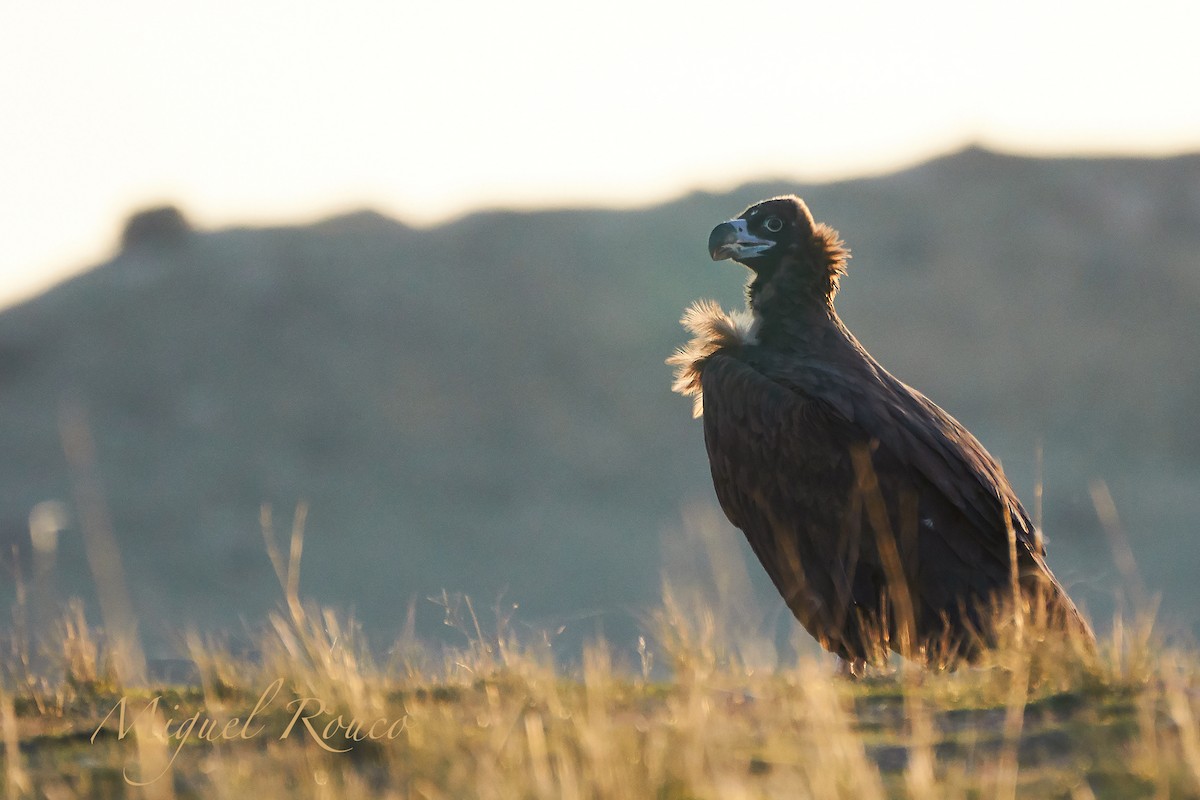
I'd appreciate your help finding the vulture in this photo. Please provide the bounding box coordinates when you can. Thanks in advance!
[669,196,1092,669]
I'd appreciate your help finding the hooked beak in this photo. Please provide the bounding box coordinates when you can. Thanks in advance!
[708,219,776,261]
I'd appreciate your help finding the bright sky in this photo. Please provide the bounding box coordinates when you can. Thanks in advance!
[1,0,1198,308]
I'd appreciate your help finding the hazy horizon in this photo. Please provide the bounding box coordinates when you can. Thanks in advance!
[5,140,1200,313]
[3,0,1198,308]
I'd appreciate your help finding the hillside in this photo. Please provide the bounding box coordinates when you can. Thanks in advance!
[1,146,1198,655]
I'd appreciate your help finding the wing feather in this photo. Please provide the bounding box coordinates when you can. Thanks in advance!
[697,348,1077,655]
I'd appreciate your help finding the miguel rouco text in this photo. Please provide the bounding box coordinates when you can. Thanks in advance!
[91,678,410,786]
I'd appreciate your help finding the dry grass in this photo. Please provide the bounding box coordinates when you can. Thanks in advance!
[3,590,1194,799]
[1,506,1197,799]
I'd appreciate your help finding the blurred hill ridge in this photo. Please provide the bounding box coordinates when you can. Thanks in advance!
[2,145,1198,653]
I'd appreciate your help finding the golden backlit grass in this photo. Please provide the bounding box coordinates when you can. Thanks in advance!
[2,505,1197,799]
[2,588,1197,798]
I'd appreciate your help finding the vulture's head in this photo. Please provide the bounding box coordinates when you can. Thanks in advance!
[708,195,849,302]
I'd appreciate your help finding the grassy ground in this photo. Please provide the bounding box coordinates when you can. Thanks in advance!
[2,511,1197,799]
[2,591,1197,798]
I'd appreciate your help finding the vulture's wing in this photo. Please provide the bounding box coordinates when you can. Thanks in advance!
[700,349,1072,637]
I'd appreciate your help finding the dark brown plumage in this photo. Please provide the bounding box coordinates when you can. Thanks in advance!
[669,196,1092,668]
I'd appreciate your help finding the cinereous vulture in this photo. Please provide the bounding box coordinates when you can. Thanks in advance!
[670,196,1093,670]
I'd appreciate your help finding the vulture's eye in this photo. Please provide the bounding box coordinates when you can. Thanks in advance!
[764,217,784,233]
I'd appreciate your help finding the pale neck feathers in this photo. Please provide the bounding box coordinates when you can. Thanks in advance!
[667,299,759,418]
